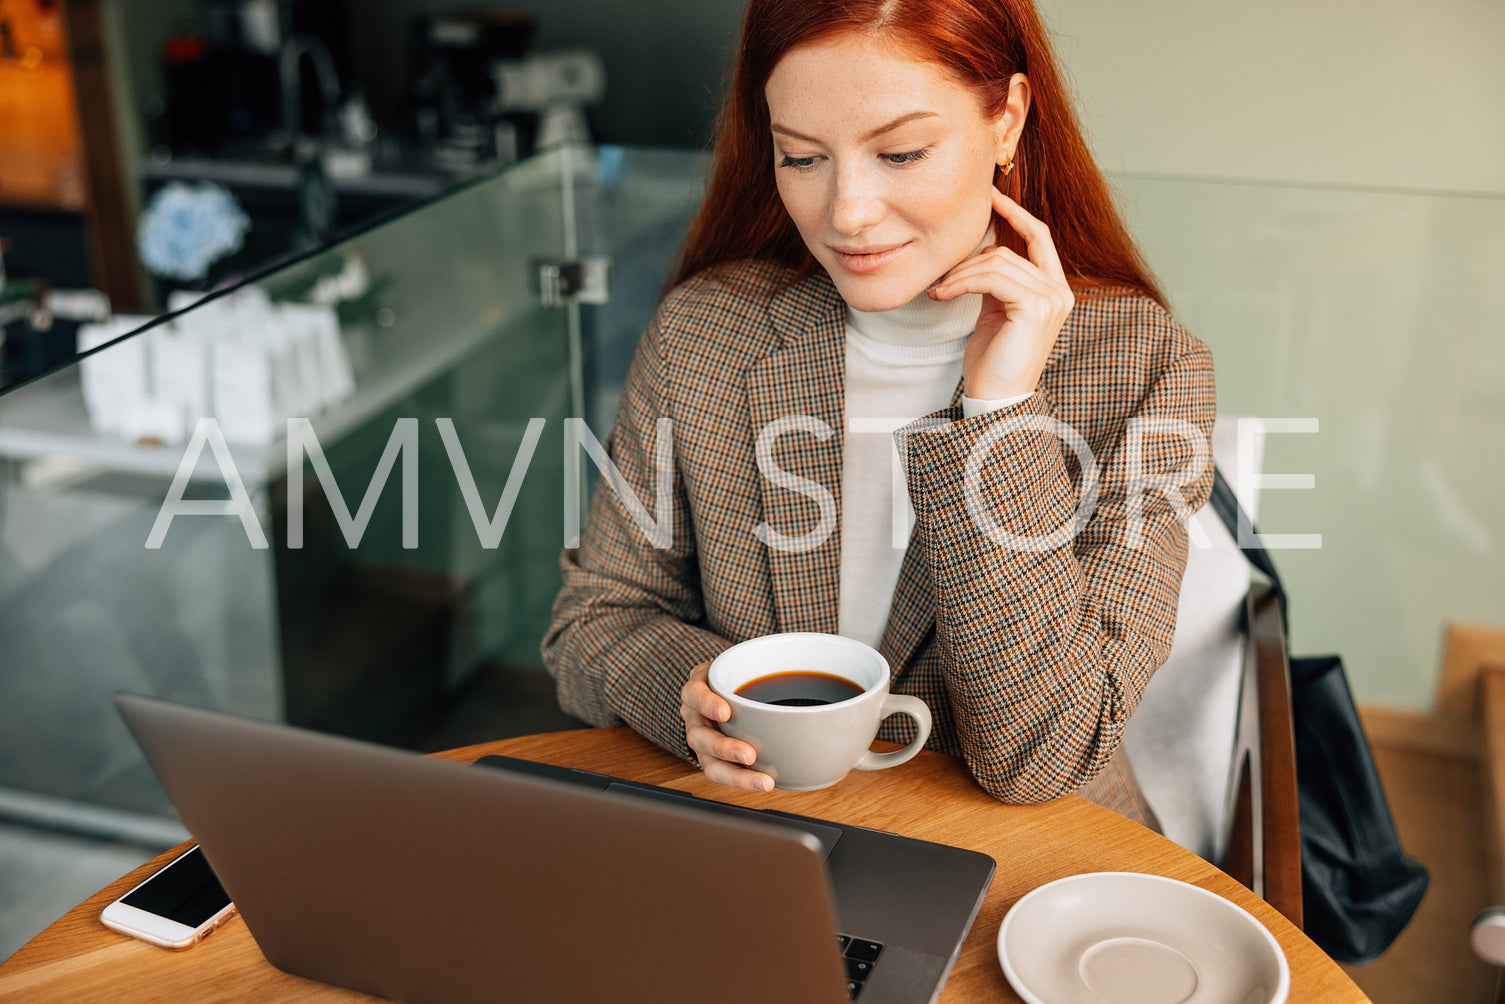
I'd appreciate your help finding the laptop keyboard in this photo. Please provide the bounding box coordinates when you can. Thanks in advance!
[837,935,884,998]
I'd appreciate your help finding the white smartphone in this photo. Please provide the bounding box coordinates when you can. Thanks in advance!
[100,844,237,949]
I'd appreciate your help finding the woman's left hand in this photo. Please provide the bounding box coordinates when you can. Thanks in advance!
[928,188,1075,400]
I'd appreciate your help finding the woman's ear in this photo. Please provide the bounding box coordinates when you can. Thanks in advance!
[993,72,1033,168]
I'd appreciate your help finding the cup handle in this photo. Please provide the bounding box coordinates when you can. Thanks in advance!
[854,695,932,772]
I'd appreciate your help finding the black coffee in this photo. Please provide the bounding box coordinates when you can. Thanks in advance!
[735,671,865,707]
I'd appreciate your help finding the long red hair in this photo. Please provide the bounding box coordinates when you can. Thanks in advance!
[670,0,1164,306]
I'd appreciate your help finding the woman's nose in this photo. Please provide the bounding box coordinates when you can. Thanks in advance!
[828,167,884,236]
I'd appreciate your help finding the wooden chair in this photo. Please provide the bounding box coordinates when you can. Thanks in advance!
[1222,583,1303,929]
[1469,662,1505,998]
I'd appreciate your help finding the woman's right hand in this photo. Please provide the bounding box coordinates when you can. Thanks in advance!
[680,661,775,792]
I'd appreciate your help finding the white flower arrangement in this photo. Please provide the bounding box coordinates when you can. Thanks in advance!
[136,181,252,282]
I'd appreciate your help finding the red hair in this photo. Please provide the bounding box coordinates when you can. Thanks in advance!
[670,0,1165,306]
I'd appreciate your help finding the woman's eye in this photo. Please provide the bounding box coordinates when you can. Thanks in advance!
[779,155,819,170]
[883,148,931,166]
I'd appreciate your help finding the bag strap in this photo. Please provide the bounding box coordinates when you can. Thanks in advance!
[1209,465,1290,637]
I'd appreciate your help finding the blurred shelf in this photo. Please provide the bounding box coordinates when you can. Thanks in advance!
[140,155,451,201]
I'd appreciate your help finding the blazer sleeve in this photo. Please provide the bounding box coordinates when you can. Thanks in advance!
[895,324,1216,804]
[540,308,728,762]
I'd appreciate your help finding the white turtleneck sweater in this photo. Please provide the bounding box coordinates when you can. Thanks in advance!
[837,292,1032,649]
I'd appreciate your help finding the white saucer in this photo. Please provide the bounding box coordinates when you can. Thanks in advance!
[997,872,1289,1004]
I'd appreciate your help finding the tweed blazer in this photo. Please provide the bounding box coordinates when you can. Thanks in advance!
[542,258,1217,827]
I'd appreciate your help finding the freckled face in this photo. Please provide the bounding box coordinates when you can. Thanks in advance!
[765,34,1007,312]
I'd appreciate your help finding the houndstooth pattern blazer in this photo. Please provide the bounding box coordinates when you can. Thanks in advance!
[542,258,1217,827]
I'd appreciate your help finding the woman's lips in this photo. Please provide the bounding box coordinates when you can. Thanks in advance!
[831,242,909,275]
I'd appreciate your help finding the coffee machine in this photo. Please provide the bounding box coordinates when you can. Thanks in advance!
[407,9,605,170]
[492,48,605,150]
[408,10,533,171]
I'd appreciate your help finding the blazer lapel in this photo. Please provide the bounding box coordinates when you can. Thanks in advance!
[746,273,845,635]
[740,278,1078,663]
[878,316,1077,674]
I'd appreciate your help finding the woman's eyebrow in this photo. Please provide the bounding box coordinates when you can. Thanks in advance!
[770,110,940,144]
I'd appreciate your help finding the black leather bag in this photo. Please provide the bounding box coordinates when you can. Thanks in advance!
[1210,469,1429,964]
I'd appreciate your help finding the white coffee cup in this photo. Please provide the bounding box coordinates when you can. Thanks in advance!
[707,632,932,791]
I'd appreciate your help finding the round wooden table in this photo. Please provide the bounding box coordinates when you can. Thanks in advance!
[0,727,1368,1002]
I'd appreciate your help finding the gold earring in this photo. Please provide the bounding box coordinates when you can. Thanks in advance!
[1001,155,1015,177]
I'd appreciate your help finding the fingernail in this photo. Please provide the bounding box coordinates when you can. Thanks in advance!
[758,777,774,792]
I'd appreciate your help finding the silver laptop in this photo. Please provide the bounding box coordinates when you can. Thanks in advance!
[116,694,993,1003]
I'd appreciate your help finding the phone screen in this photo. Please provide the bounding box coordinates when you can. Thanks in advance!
[122,846,231,927]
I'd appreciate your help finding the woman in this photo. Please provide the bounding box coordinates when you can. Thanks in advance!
[541,0,1215,827]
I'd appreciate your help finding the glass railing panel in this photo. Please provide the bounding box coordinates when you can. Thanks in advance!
[0,148,578,832]
[568,145,709,437]
[1115,174,1505,707]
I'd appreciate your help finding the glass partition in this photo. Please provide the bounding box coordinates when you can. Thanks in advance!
[568,145,710,436]
[1116,175,1505,708]
[0,145,579,959]
[0,146,711,960]
[0,148,581,834]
